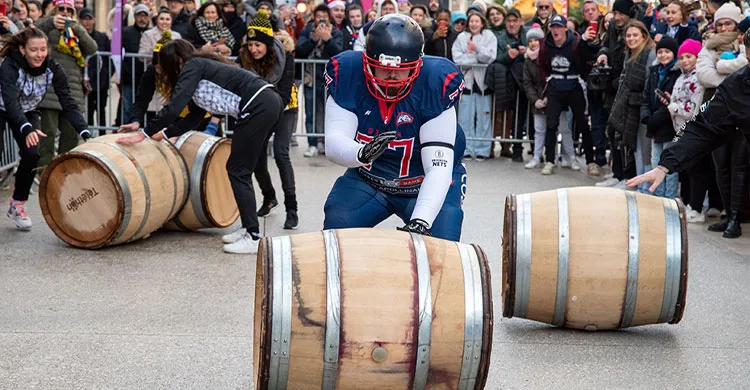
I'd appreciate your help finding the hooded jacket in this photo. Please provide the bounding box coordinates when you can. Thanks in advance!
[538,29,586,91]
[0,49,88,137]
[452,29,497,93]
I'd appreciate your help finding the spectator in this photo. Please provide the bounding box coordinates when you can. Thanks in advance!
[486,5,505,32]
[256,0,273,14]
[453,12,497,160]
[296,3,343,157]
[465,2,484,19]
[353,0,397,51]
[328,0,346,30]
[538,15,596,175]
[186,1,235,55]
[640,36,680,198]
[41,0,53,15]
[221,0,246,49]
[0,0,20,35]
[580,0,608,167]
[343,3,363,50]
[365,9,377,22]
[185,0,196,14]
[526,0,556,31]
[695,2,747,235]
[36,0,97,168]
[277,1,304,43]
[396,0,409,15]
[73,0,82,12]
[168,0,191,36]
[139,9,182,122]
[118,3,150,126]
[409,4,432,35]
[11,0,32,27]
[80,7,111,129]
[451,11,466,33]
[607,20,655,190]
[492,8,528,162]
[427,0,439,18]
[240,10,299,229]
[424,8,456,59]
[567,16,579,31]
[523,25,575,170]
[27,0,42,22]
[651,0,700,44]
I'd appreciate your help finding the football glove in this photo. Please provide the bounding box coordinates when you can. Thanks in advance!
[397,219,432,236]
[357,130,397,164]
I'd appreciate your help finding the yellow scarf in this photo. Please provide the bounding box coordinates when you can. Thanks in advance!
[57,25,85,68]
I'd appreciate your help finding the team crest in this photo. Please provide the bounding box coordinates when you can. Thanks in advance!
[247,29,255,38]
[396,112,413,126]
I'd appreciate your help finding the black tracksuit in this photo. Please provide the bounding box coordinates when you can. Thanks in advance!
[145,57,283,238]
[0,50,89,201]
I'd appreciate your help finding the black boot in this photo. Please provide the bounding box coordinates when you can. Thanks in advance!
[708,214,730,232]
[723,212,742,238]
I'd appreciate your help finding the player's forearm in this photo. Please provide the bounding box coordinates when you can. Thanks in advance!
[325,96,365,167]
[411,146,454,226]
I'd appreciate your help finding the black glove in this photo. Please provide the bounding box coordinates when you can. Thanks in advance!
[397,219,432,236]
[79,129,91,141]
[357,130,397,164]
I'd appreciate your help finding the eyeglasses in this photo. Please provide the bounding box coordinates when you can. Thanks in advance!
[57,6,73,13]
[716,21,735,29]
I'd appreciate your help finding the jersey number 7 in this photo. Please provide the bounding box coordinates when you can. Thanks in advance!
[356,133,415,178]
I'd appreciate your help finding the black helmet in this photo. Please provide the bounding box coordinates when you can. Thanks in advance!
[363,14,425,102]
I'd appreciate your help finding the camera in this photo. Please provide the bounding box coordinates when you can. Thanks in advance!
[588,64,613,91]
[510,42,520,49]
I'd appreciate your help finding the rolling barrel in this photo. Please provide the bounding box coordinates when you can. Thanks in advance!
[253,228,493,389]
[502,187,689,330]
[39,134,189,249]
[163,131,238,230]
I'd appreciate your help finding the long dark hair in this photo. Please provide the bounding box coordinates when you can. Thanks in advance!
[190,1,227,25]
[0,27,48,59]
[238,41,277,80]
[156,39,235,99]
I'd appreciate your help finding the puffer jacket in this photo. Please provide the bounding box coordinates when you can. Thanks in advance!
[696,42,747,100]
[489,27,528,111]
[452,29,497,93]
[36,15,98,111]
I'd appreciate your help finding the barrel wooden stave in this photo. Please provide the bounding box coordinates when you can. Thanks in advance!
[254,229,493,389]
[40,134,187,248]
[502,187,688,330]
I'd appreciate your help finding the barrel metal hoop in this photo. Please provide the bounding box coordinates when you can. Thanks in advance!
[191,137,219,227]
[659,199,682,323]
[457,243,483,390]
[322,230,341,390]
[173,130,196,150]
[147,139,179,221]
[552,189,570,327]
[80,149,132,243]
[411,233,432,390]
[268,235,293,390]
[166,136,191,206]
[514,193,532,318]
[621,192,640,328]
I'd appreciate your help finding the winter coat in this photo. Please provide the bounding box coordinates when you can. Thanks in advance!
[225,12,247,55]
[649,22,701,45]
[495,27,529,66]
[424,24,458,60]
[525,12,556,32]
[120,23,148,87]
[171,8,192,37]
[640,60,680,143]
[668,66,703,134]
[578,16,606,67]
[597,21,626,101]
[86,29,111,92]
[295,21,344,85]
[608,47,655,148]
[696,40,747,99]
[489,27,528,111]
[660,66,750,173]
[36,15,98,111]
[452,29,497,93]
[522,54,545,115]
[538,29,588,90]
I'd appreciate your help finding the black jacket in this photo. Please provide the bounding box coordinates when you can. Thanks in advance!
[172,8,192,37]
[598,21,626,96]
[0,50,88,137]
[121,24,148,87]
[661,66,750,173]
[145,57,273,136]
[424,25,458,60]
[225,12,247,56]
[640,61,680,143]
[87,30,111,91]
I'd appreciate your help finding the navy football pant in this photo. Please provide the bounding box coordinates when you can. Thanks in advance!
[324,168,466,241]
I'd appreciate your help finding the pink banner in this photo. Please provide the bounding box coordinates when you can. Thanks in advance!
[110,0,124,79]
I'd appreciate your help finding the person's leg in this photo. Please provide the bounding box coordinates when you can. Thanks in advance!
[253,135,278,206]
[58,116,79,155]
[706,157,723,211]
[38,108,58,169]
[532,113,546,161]
[303,85,317,148]
[557,111,574,160]
[10,111,41,202]
[98,89,109,132]
[274,110,298,212]
[712,143,732,213]
[324,170,394,229]
[635,125,652,193]
[121,84,134,126]
[588,91,608,166]
[544,91,564,164]
[511,89,528,160]
[476,94,492,158]
[570,86,594,165]
[458,93,476,158]
[729,132,749,213]
[87,93,96,126]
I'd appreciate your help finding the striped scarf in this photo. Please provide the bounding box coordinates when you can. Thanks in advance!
[56,25,85,68]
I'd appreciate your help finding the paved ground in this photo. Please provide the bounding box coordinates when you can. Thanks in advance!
[1,145,749,389]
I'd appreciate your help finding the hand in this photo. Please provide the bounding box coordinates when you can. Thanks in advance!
[646,3,654,16]
[433,26,448,39]
[151,131,165,141]
[0,15,10,29]
[357,130,397,164]
[659,91,671,106]
[201,42,216,51]
[116,132,147,145]
[119,122,140,133]
[654,33,663,43]
[397,219,432,236]
[319,24,332,41]
[596,54,608,66]
[25,129,47,148]
[542,97,548,106]
[53,14,66,30]
[534,99,546,109]
[626,167,668,193]
[583,26,596,41]
[518,45,527,55]
[216,44,230,55]
[507,45,519,59]
[467,39,477,53]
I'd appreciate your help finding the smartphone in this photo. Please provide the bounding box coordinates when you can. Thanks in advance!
[0,3,7,16]
[655,88,670,103]
[438,20,447,29]
[589,21,598,32]
[318,18,327,26]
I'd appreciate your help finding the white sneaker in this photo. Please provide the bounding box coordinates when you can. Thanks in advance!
[570,158,581,171]
[705,208,721,218]
[587,163,601,176]
[524,158,540,169]
[303,146,318,157]
[317,143,326,155]
[223,233,260,254]
[541,162,555,175]
[7,200,32,230]
[560,158,571,168]
[686,209,706,224]
[614,179,636,190]
[596,177,619,187]
[222,228,247,244]
[603,172,614,180]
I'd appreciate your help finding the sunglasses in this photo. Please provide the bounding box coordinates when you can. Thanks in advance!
[57,6,74,13]
[538,5,551,9]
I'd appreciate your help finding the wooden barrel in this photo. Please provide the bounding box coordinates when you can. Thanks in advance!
[502,187,689,330]
[39,134,189,249]
[253,228,493,389]
[163,131,238,230]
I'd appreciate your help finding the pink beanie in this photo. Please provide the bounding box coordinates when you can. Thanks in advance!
[53,0,74,7]
[677,39,701,58]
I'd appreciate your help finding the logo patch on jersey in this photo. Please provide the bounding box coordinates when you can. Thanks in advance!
[434,150,445,158]
[396,112,413,126]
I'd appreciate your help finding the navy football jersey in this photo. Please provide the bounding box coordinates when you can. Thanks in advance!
[325,50,466,196]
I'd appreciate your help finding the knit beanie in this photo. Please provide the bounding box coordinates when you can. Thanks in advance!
[612,0,633,16]
[152,30,173,64]
[677,39,701,57]
[247,9,275,47]
[527,25,544,41]
[655,36,678,58]
[713,2,743,24]
[451,11,467,26]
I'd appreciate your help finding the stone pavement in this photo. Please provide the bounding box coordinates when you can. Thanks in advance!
[1,147,749,389]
